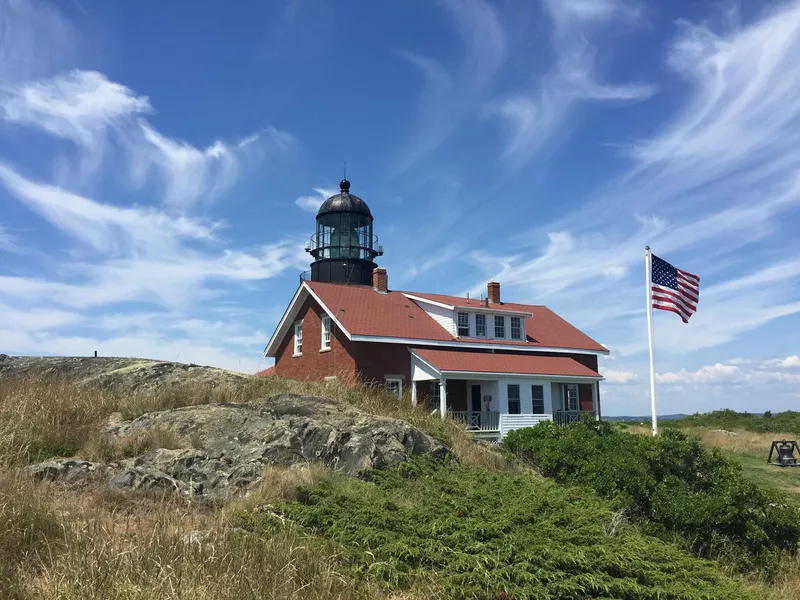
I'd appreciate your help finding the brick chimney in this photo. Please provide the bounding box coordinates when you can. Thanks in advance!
[487,280,500,304]
[373,267,388,293]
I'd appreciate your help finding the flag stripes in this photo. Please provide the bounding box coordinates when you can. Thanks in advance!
[650,254,700,323]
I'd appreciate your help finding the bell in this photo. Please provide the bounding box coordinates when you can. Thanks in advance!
[768,440,800,467]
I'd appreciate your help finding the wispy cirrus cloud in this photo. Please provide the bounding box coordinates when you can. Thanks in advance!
[1,70,296,208]
[0,223,20,252]
[0,162,304,311]
[0,0,304,373]
[0,0,79,83]
[471,2,800,360]
[496,0,655,165]
[0,161,217,255]
[394,0,507,171]
[295,187,337,213]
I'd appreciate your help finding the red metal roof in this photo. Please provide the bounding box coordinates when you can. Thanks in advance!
[306,281,454,341]
[413,348,601,377]
[305,281,607,353]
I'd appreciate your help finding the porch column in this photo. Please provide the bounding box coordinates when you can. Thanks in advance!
[411,381,417,407]
[439,377,447,419]
[591,382,599,420]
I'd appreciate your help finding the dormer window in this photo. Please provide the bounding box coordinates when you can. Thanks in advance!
[494,315,505,338]
[457,312,469,336]
[475,314,486,337]
[510,316,522,340]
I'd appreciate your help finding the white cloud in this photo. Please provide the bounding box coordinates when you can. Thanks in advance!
[0,162,216,255]
[602,369,637,384]
[633,4,800,169]
[778,355,800,369]
[295,187,337,213]
[1,70,295,207]
[0,69,151,145]
[657,363,738,384]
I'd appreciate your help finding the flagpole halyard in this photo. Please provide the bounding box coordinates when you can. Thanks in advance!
[645,246,658,437]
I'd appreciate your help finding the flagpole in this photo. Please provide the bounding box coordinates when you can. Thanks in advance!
[645,246,658,436]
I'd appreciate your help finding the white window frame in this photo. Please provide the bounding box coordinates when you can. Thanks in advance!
[457,312,469,337]
[429,380,440,410]
[531,385,545,414]
[321,314,332,350]
[293,320,303,356]
[507,384,521,415]
[385,377,403,398]
[566,384,579,412]
[475,313,486,337]
[494,315,505,339]
[510,316,522,340]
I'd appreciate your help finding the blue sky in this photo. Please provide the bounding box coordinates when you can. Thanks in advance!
[1,0,799,415]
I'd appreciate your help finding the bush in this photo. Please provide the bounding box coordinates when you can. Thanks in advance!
[665,409,800,436]
[235,459,756,599]
[504,419,800,571]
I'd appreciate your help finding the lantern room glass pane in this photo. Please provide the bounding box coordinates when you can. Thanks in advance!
[316,213,373,260]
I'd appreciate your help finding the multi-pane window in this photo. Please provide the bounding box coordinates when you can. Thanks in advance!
[321,315,332,350]
[293,321,303,355]
[510,316,522,340]
[386,378,402,398]
[494,315,505,338]
[566,384,579,411]
[507,384,521,414]
[429,381,440,410]
[531,385,545,414]
[475,314,486,337]
[457,312,469,336]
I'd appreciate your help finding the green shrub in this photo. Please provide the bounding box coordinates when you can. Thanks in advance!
[504,419,800,571]
[235,459,755,599]
[664,409,800,436]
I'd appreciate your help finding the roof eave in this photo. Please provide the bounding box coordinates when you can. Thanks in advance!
[440,370,603,381]
[352,334,609,355]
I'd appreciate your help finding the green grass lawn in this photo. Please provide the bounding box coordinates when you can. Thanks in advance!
[721,450,800,506]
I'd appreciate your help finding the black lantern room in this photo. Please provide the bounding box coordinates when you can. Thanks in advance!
[305,179,383,285]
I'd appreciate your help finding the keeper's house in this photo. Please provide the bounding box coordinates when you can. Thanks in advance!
[264,180,608,439]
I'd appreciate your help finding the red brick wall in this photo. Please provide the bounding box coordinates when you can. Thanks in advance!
[274,297,413,387]
[274,297,357,381]
[350,342,411,385]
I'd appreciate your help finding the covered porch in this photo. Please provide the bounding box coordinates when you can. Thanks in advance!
[410,348,601,440]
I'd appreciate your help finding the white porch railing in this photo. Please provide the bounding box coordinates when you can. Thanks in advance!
[450,411,500,432]
[553,410,594,426]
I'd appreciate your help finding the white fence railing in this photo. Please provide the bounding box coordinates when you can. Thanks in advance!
[553,410,594,426]
[450,411,500,432]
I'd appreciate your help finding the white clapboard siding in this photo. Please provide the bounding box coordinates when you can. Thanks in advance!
[499,414,553,438]
[419,302,456,336]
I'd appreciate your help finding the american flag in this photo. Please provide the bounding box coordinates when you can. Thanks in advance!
[651,254,700,323]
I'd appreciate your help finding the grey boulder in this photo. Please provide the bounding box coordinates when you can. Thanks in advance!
[33,393,448,501]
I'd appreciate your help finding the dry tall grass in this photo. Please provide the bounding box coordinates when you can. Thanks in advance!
[0,371,500,598]
[625,424,798,455]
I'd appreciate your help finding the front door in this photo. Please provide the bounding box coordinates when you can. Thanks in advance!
[471,385,482,412]
[471,385,482,428]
